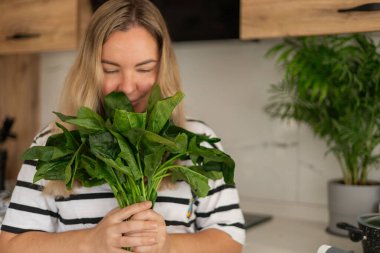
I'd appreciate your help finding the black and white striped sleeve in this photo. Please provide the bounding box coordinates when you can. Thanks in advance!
[195,178,246,245]
[1,165,58,233]
[1,126,58,234]
[186,119,246,245]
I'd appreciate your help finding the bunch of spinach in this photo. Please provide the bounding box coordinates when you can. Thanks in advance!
[22,85,235,207]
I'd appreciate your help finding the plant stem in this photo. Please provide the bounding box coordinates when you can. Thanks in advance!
[136,142,146,201]
[336,153,350,184]
[110,168,130,207]
[156,153,184,175]
[361,163,368,185]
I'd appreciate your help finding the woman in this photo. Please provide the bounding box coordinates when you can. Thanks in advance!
[0,0,245,252]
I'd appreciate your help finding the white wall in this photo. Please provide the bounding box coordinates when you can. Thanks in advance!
[40,39,380,222]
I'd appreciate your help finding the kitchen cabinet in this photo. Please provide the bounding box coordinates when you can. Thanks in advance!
[0,0,92,187]
[0,55,40,183]
[240,0,380,40]
[0,0,92,54]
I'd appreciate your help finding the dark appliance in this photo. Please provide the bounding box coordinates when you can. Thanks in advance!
[90,0,239,42]
[337,213,380,253]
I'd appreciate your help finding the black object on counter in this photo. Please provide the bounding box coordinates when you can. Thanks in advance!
[337,214,380,253]
[0,117,16,191]
[0,150,6,191]
[0,117,16,143]
[243,212,272,229]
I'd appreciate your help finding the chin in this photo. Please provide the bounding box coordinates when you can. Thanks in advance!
[134,105,145,113]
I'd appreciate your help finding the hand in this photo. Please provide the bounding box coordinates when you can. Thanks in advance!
[128,207,169,253]
[84,201,159,253]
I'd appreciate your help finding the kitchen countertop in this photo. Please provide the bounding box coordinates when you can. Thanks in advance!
[243,216,362,253]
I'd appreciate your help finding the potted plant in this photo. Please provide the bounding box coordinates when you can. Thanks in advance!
[265,33,380,236]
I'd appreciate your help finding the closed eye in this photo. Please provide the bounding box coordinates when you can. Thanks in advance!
[137,68,153,73]
[103,69,119,74]
[101,60,120,74]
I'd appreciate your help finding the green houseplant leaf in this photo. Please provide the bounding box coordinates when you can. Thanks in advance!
[265,33,380,185]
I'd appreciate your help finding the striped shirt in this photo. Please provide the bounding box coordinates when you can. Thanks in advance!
[1,119,245,245]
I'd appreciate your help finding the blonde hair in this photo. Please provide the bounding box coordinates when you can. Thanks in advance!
[59,0,185,126]
[46,0,185,196]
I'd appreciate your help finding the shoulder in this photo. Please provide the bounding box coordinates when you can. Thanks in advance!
[31,124,54,147]
[185,118,217,137]
[18,124,54,185]
[185,118,223,151]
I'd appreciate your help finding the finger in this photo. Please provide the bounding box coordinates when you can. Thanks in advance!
[116,220,158,234]
[132,245,155,253]
[113,248,133,253]
[124,231,157,237]
[119,235,157,248]
[130,209,161,221]
[105,207,122,217]
[112,201,152,222]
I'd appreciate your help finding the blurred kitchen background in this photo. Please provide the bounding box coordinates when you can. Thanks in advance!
[2,0,380,252]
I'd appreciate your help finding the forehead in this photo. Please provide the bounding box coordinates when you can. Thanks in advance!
[101,26,159,63]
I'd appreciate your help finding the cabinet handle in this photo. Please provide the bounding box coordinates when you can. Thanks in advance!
[6,33,40,40]
[338,3,380,13]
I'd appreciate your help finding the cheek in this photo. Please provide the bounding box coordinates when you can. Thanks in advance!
[101,76,118,95]
[139,80,155,93]
[137,73,157,92]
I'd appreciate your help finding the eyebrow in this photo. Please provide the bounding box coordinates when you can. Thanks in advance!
[101,59,158,67]
[136,59,158,67]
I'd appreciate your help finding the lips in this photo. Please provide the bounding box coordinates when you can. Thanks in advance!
[129,94,148,112]
[130,99,139,107]
[130,98,144,112]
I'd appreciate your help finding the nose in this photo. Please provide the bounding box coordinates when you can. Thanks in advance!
[118,71,136,95]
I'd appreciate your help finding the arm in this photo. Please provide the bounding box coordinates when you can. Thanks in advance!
[0,201,158,253]
[1,223,242,253]
[0,229,94,253]
[167,229,243,253]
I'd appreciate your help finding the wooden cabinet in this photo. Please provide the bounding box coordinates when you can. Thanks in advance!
[0,0,92,186]
[240,0,380,40]
[0,55,40,184]
[0,0,92,54]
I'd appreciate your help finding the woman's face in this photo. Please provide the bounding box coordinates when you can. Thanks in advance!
[101,26,159,113]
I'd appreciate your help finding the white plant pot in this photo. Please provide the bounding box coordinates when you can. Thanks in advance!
[327,180,380,236]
